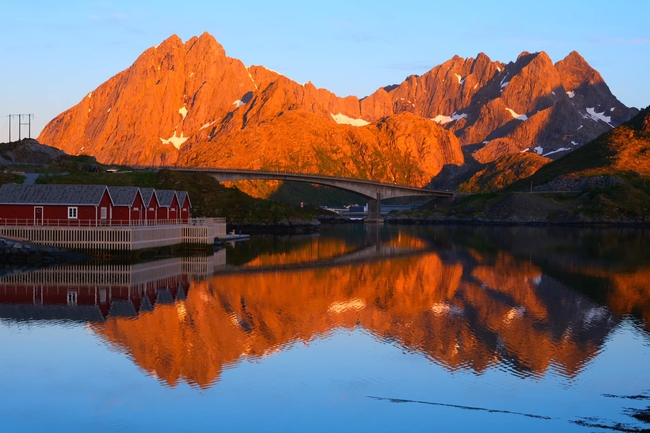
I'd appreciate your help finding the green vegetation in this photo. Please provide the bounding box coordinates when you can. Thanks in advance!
[0,170,24,185]
[269,181,365,207]
[37,166,328,224]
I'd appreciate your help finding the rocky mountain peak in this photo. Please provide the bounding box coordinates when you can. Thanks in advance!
[37,33,639,190]
[555,50,604,91]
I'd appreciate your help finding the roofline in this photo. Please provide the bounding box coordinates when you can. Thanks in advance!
[0,186,114,207]
[107,186,145,207]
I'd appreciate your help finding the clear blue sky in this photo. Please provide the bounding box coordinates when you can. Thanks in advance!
[1,0,649,139]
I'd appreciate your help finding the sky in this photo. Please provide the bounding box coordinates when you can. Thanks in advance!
[1,0,649,139]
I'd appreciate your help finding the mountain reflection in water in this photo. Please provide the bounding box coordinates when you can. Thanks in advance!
[2,227,649,396]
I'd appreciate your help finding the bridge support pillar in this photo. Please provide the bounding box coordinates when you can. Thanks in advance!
[365,192,383,224]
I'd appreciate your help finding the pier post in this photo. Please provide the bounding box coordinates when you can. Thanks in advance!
[365,192,383,224]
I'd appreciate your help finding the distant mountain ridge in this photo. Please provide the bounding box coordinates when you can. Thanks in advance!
[38,32,638,188]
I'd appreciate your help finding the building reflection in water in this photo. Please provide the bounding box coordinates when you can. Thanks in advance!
[0,251,226,323]
[1,232,647,391]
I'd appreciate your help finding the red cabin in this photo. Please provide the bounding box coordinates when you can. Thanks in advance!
[140,188,159,225]
[0,184,113,226]
[107,186,145,226]
[155,190,181,224]
[176,191,192,223]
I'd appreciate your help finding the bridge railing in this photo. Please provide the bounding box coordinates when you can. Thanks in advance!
[131,165,452,192]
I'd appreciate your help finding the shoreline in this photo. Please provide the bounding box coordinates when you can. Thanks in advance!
[384,215,650,227]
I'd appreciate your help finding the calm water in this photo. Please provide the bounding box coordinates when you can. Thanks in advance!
[1,225,650,432]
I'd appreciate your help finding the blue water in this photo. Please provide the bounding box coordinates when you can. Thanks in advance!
[1,225,649,432]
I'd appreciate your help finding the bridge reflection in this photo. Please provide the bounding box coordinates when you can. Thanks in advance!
[2,231,648,390]
[88,242,637,389]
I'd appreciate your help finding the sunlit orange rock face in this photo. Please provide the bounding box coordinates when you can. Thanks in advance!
[459,153,551,192]
[93,247,618,389]
[38,33,636,186]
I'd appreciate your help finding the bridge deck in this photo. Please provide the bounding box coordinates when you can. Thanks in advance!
[138,166,455,200]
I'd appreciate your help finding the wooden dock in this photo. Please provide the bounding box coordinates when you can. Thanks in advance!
[0,218,227,251]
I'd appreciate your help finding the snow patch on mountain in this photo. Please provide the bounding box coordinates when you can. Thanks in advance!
[179,105,188,119]
[543,147,570,157]
[200,119,218,130]
[566,91,575,98]
[331,113,370,126]
[506,108,528,121]
[160,131,189,150]
[586,107,613,127]
[431,112,467,125]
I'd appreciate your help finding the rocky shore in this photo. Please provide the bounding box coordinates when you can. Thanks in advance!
[0,237,89,276]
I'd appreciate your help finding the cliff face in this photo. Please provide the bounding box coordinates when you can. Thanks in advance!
[38,32,637,187]
[39,33,463,185]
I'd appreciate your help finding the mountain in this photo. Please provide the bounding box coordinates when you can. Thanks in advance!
[518,106,650,187]
[38,32,637,188]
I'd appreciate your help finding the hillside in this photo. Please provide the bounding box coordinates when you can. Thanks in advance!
[37,33,637,195]
[391,107,650,224]
[0,138,64,166]
[513,106,650,186]
[33,160,327,227]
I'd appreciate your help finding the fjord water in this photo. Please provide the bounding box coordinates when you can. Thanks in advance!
[1,226,649,432]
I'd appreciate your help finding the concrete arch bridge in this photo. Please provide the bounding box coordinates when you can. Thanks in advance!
[155,167,455,222]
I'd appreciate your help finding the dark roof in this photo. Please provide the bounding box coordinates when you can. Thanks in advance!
[108,300,137,318]
[140,188,156,207]
[156,190,177,207]
[156,289,174,305]
[176,191,191,207]
[0,303,106,323]
[139,295,153,312]
[0,184,109,206]
[107,186,141,207]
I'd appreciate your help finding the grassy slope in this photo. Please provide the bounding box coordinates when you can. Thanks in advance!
[398,107,650,222]
[458,153,551,193]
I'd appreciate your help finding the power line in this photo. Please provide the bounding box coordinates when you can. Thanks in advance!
[3,114,34,142]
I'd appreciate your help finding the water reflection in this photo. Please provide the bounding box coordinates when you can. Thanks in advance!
[0,252,225,323]
[2,226,649,395]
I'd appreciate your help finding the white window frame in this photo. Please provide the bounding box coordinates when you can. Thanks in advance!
[100,207,107,220]
[68,207,78,219]
[67,290,78,306]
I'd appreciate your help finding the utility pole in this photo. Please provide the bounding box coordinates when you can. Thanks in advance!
[6,114,34,142]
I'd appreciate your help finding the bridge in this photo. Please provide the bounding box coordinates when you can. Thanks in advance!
[153,167,455,222]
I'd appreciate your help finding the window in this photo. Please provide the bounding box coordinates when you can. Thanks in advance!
[68,207,78,219]
[149,208,154,211]
[183,208,187,211]
[67,290,78,306]
[100,207,107,220]
[133,207,139,211]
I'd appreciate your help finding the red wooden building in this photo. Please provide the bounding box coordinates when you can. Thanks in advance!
[155,190,181,223]
[0,184,113,226]
[0,184,192,227]
[107,186,145,226]
[140,188,160,224]
[176,191,192,223]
